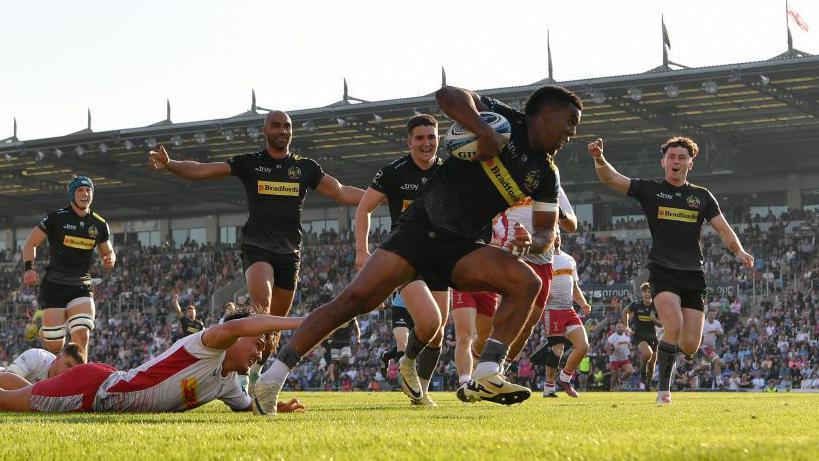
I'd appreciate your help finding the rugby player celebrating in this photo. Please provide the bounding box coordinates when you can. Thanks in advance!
[587,136,753,404]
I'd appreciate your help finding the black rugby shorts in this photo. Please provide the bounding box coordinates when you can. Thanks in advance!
[241,245,301,290]
[648,263,707,311]
[631,333,659,349]
[379,202,483,291]
[39,279,93,309]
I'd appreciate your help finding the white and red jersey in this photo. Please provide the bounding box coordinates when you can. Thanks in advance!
[6,348,55,383]
[702,319,723,349]
[92,330,250,412]
[493,187,573,265]
[607,333,631,362]
[546,252,577,310]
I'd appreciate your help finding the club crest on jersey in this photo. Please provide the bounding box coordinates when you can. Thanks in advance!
[87,225,98,239]
[287,166,301,179]
[686,195,701,209]
[180,377,199,409]
[79,221,85,227]
[524,171,539,192]
[421,177,428,184]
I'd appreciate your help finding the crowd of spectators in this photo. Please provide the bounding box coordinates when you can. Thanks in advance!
[0,209,816,393]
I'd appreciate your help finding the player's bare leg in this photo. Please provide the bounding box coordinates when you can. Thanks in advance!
[0,373,31,391]
[453,308,478,387]
[556,326,589,397]
[65,298,95,360]
[507,303,545,370]
[399,281,447,404]
[40,308,67,355]
[253,249,414,415]
[451,246,541,405]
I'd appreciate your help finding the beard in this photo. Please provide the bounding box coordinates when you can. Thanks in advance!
[266,135,290,151]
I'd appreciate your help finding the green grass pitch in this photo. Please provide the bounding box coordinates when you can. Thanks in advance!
[2,392,817,460]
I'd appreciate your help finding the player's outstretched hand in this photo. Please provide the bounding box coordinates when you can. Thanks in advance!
[22,270,39,286]
[587,138,604,158]
[148,145,170,170]
[738,251,754,269]
[277,398,306,413]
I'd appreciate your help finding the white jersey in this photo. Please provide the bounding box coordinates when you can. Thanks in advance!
[493,187,573,265]
[6,348,55,383]
[546,252,577,310]
[702,319,723,349]
[93,330,250,412]
[607,333,631,362]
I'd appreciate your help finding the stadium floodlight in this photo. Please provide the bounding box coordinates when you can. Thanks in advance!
[3,153,11,162]
[171,135,183,147]
[75,146,84,157]
[247,127,260,139]
[99,143,109,154]
[627,87,643,102]
[145,138,157,149]
[412,109,423,116]
[336,117,347,127]
[372,114,383,124]
[194,133,207,144]
[702,80,718,94]
[123,140,134,150]
[759,74,771,87]
[35,150,45,161]
[302,120,317,132]
[56,149,64,159]
[223,130,234,141]
[664,83,680,98]
[591,90,606,104]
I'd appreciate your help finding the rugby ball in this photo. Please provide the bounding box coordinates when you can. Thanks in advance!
[445,112,512,160]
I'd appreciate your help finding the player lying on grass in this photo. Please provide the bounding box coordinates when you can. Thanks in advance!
[0,343,85,390]
[0,307,305,413]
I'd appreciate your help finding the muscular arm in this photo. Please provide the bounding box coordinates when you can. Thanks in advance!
[148,145,231,180]
[587,139,631,195]
[559,210,578,233]
[435,86,503,162]
[529,209,558,254]
[22,227,47,265]
[709,214,754,268]
[315,175,365,206]
[97,240,116,269]
[202,315,304,350]
[354,188,387,257]
[572,282,591,315]
[621,306,631,327]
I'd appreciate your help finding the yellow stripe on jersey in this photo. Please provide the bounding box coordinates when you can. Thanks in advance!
[257,181,300,196]
[552,268,573,277]
[480,158,526,206]
[63,235,95,250]
[91,212,106,223]
[638,315,652,321]
[657,206,698,223]
[402,199,413,211]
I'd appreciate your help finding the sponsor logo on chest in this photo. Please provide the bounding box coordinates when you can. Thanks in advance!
[63,235,96,250]
[400,183,419,191]
[255,166,272,174]
[257,181,300,196]
[553,267,573,277]
[63,224,77,231]
[657,206,698,223]
[656,192,673,200]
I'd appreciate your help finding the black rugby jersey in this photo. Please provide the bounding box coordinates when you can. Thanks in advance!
[37,206,110,286]
[180,317,205,337]
[423,96,560,239]
[370,155,443,225]
[227,151,325,254]
[628,179,720,271]
[626,300,657,337]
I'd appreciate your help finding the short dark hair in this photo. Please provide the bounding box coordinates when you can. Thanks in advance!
[407,114,438,135]
[525,85,583,115]
[661,136,699,158]
[62,342,86,364]
[640,282,651,291]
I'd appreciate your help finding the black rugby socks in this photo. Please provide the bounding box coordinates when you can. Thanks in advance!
[657,341,678,392]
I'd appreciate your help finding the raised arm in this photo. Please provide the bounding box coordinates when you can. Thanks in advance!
[315,174,364,206]
[587,139,631,195]
[354,188,387,270]
[435,86,504,162]
[172,293,183,320]
[148,145,231,180]
[709,214,754,268]
[202,315,304,350]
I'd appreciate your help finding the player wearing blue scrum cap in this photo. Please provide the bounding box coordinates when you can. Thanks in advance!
[21,176,115,360]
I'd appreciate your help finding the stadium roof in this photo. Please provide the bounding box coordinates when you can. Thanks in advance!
[2,52,819,224]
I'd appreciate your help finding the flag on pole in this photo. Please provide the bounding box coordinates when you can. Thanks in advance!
[547,28,554,81]
[662,16,671,49]
[787,4,810,32]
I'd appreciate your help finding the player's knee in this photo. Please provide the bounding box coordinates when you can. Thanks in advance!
[575,340,589,355]
[67,313,95,335]
[545,349,561,368]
